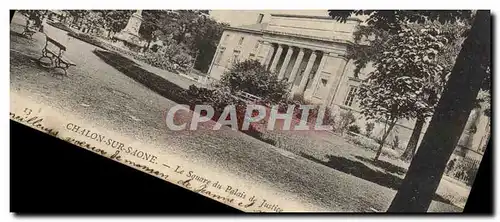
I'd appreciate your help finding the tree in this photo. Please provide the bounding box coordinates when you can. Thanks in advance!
[140,10,176,47]
[365,122,375,138]
[337,110,356,136]
[101,10,134,38]
[219,60,289,103]
[63,10,88,28]
[329,10,490,212]
[139,10,227,72]
[191,17,228,73]
[400,20,475,162]
[356,25,448,160]
[83,10,104,34]
[18,10,48,27]
[346,16,472,162]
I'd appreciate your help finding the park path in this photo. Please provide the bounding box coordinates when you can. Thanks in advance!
[10,13,460,212]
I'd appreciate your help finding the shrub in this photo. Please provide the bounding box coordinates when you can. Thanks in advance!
[447,158,480,186]
[276,94,335,126]
[337,110,356,135]
[142,43,194,73]
[18,10,46,28]
[365,122,375,138]
[185,85,215,105]
[185,85,274,141]
[291,93,307,103]
[67,32,106,49]
[47,21,75,34]
[348,124,361,134]
[185,85,241,113]
[219,60,289,103]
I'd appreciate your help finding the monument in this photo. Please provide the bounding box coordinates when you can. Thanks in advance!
[113,10,146,52]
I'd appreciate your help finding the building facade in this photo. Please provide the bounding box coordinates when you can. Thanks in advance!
[206,12,490,157]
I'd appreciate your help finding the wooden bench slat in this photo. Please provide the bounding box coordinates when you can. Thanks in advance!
[46,36,67,51]
[59,55,76,66]
[45,48,59,56]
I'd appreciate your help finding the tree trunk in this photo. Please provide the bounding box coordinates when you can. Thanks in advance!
[147,39,153,49]
[401,115,426,162]
[387,10,490,213]
[375,121,396,160]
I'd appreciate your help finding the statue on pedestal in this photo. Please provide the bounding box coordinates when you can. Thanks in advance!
[112,10,147,52]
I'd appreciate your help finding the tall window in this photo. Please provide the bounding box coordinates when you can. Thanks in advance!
[344,86,357,107]
[254,42,260,50]
[257,13,264,23]
[231,50,241,64]
[223,34,230,44]
[215,48,225,64]
[238,37,245,45]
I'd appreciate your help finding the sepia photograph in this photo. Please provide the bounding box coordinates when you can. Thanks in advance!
[9,9,491,213]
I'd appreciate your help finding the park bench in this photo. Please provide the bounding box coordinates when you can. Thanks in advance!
[38,34,76,77]
[21,20,38,39]
[235,91,262,104]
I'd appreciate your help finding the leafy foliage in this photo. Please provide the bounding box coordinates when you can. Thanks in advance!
[185,85,242,113]
[348,124,361,134]
[142,41,194,73]
[336,110,356,135]
[329,9,491,211]
[192,18,229,73]
[18,10,48,27]
[331,10,490,116]
[139,10,227,73]
[100,10,134,33]
[357,26,449,122]
[219,60,289,103]
[63,10,89,27]
[328,10,473,33]
[365,122,375,137]
[59,10,225,73]
[354,26,450,160]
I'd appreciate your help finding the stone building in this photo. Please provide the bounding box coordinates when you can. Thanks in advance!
[207,11,490,156]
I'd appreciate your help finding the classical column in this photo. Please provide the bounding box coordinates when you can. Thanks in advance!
[269,44,284,73]
[288,48,305,85]
[259,41,270,65]
[296,51,318,95]
[278,46,294,80]
[263,43,275,68]
[305,52,327,98]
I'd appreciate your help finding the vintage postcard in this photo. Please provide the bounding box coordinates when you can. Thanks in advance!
[10,10,491,212]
